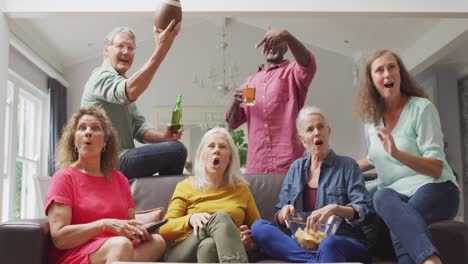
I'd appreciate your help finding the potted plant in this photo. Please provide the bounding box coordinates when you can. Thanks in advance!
[229,129,247,168]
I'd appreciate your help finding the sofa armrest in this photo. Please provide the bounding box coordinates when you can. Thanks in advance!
[429,220,468,264]
[0,218,51,264]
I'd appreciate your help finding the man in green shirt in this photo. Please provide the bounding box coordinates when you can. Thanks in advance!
[81,23,187,179]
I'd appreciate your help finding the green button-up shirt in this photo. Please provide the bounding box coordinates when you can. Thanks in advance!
[81,61,152,155]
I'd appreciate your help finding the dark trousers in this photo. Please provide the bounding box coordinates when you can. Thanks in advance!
[120,141,187,179]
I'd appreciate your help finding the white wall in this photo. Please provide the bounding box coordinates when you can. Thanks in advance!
[435,70,464,220]
[8,46,48,93]
[305,47,363,158]
[64,58,96,118]
[416,68,465,220]
[0,12,9,222]
[435,70,463,179]
[415,69,438,105]
[64,19,364,161]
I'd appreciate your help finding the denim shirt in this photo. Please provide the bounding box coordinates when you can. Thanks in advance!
[275,150,373,243]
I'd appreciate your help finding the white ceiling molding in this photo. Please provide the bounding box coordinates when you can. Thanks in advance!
[9,34,70,88]
[404,19,468,75]
[8,19,65,72]
[4,0,468,13]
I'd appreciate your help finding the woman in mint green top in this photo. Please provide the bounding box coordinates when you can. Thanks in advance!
[357,50,459,264]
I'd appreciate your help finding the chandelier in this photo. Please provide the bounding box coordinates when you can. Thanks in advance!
[193,17,240,96]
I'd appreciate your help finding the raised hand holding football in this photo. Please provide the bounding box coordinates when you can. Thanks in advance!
[154,0,182,30]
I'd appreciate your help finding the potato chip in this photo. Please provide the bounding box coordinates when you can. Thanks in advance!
[294,227,327,251]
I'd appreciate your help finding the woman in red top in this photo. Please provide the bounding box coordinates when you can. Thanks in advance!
[45,106,166,264]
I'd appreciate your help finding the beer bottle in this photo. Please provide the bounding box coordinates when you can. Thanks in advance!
[170,95,182,134]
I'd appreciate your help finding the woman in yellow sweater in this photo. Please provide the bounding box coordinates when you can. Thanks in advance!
[159,127,260,262]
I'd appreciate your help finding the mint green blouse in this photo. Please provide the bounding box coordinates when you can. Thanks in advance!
[364,96,458,196]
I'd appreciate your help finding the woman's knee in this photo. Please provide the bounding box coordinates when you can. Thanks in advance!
[251,219,275,242]
[110,236,134,251]
[373,188,395,213]
[150,234,166,255]
[198,237,216,251]
[90,237,134,264]
[207,211,237,231]
[133,234,166,262]
[318,235,341,250]
[317,236,346,261]
[169,141,188,159]
[318,236,368,263]
[106,236,134,259]
[251,219,271,232]
[212,211,233,222]
[197,238,218,262]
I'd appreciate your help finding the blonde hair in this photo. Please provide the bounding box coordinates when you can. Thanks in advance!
[55,106,120,177]
[191,127,247,190]
[357,49,428,125]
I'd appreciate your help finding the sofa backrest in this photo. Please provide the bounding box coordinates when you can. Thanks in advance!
[130,173,286,223]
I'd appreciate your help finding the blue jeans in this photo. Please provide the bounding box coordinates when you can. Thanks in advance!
[374,181,459,264]
[120,141,187,179]
[251,219,368,263]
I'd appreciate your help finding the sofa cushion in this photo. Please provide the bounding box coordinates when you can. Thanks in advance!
[135,207,164,223]
[243,174,285,223]
[131,175,188,211]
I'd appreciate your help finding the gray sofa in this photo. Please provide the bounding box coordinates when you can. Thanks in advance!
[1,173,467,264]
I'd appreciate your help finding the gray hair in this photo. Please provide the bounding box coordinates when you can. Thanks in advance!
[296,106,330,153]
[103,26,136,58]
[296,105,328,133]
[191,127,247,190]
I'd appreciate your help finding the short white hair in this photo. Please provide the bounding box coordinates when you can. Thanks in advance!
[191,127,247,190]
[296,106,330,153]
[296,105,329,133]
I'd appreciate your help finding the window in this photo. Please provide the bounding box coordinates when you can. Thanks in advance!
[2,70,49,222]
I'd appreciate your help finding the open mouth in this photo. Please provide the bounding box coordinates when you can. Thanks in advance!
[384,82,394,88]
[119,58,130,64]
[314,139,323,146]
[213,157,220,166]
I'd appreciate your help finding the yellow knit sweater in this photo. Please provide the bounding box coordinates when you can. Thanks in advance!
[159,178,261,243]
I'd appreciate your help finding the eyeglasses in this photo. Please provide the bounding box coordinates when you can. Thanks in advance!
[111,42,136,52]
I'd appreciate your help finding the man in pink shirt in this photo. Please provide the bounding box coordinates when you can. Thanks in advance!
[225,28,317,174]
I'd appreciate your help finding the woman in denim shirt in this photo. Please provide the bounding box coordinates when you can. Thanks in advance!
[249,106,373,263]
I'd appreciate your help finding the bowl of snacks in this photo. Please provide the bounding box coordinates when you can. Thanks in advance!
[287,212,342,251]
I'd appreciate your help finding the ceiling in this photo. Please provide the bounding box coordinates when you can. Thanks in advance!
[6,11,468,79]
